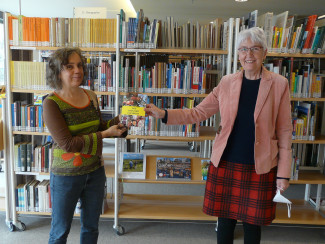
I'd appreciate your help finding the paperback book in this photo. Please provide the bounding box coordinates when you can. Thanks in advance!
[121,93,148,135]
[120,153,146,179]
[201,159,210,180]
[156,157,191,180]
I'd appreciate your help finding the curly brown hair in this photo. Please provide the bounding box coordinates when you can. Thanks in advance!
[46,47,87,89]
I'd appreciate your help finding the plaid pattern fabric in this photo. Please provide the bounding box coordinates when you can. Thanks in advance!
[203,160,277,226]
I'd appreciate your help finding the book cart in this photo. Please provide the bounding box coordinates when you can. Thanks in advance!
[2,12,125,233]
[1,97,16,231]
[109,15,235,234]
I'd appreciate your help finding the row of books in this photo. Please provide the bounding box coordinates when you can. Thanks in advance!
[10,56,221,95]
[11,57,118,92]
[12,101,45,132]
[8,15,117,48]
[265,58,325,98]
[8,9,228,50]
[98,95,115,111]
[120,9,158,48]
[14,141,52,173]
[119,9,226,49]
[10,61,47,90]
[290,144,320,180]
[291,102,318,141]
[16,178,107,214]
[252,11,325,54]
[11,94,115,132]
[123,96,200,137]
[119,59,220,94]
[16,179,51,212]
[289,69,323,99]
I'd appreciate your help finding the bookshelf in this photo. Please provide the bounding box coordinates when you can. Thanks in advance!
[3,8,325,235]
[2,10,233,235]
[105,160,325,224]
[262,47,325,218]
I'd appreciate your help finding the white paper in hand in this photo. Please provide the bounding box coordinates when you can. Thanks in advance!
[273,189,292,218]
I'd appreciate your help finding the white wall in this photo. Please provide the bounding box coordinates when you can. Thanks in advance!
[0,0,136,18]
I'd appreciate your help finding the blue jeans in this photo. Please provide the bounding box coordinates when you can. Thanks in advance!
[48,166,106,244]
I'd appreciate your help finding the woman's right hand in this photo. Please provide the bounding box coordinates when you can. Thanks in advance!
[144,104,165,119]
[101,124,127,138]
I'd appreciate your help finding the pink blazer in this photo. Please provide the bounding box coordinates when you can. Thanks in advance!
[167,67,292,178]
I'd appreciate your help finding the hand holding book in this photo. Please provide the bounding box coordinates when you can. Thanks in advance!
[101,123,127,138]
[144,104,165,119]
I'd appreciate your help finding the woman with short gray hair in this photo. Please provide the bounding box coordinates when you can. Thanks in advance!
[145,27,292,243]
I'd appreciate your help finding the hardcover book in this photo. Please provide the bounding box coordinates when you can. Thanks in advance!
[156,157,191,180]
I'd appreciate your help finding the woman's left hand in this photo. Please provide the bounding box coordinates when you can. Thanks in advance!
[276,179,289,193]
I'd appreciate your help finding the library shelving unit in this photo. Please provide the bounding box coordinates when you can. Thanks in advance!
[3,11,233,234]
[112,19,235,226]
[266,51,325,224]
[231,16,325,225]
[2,12,125,233]
[4,9,325,237]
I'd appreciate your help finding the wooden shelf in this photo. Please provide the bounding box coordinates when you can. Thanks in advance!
[17,210,52,216]
[267,53,325,58]
[116,194,217,221]
[12,88,53,94]
[115,157,325,185]
[106,156,207,183]
[291,97,325,102]
[15,196,325,224]
[17,201,116,218]
[120,156,206,184]
[10,46,117,52]
[10,46,227,55]
[119,92,208,98]
[13,131,51,136]
[122,48,227,55]
[11,88,115,96]
[106,194,325,224]
[291,171,325,184]
[274,199,325,225]
[293,135,325,144]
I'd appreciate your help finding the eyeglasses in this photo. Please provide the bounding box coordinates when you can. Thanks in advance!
[238,46,263,54]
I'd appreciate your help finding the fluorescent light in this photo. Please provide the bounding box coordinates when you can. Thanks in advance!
[127,0,136,16]
[318,15,325,19]
[235,0,248,2]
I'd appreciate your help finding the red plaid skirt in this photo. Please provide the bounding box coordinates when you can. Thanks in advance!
[203,160,277,225]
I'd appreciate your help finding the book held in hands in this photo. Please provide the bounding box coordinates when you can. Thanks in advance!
[121,93,148,135]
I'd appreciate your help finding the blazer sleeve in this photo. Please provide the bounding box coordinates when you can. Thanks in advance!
[166,78,224,125]
[275,81,293,178]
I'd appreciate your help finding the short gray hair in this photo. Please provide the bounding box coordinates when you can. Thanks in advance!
[236,27,267,50]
